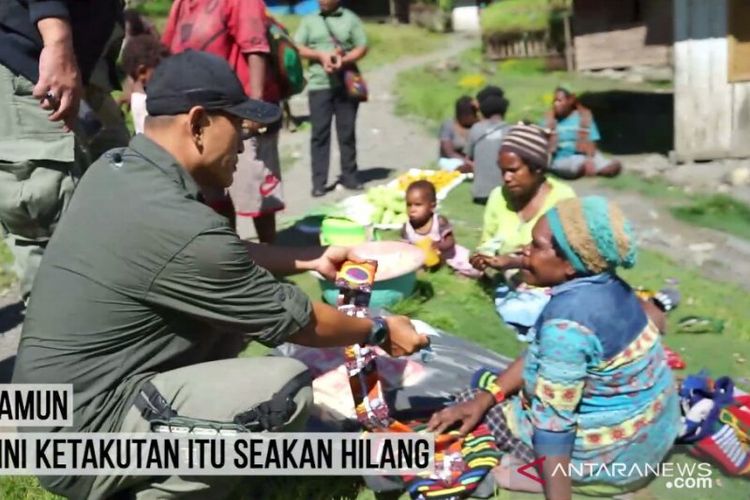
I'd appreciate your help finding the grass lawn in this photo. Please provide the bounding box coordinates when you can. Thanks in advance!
[0,233,15,291]
[396,51,666,128]
[601,173,750,241]
[288,182,750,376]
[274,14,448,73]
[282,182,750,498]
[140,5,447,73]
[2,181,749,498]
[396,51,673,155]
[480,0,555,35]
[396,48,750,241]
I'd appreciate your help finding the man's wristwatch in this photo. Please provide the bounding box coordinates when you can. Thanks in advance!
[367,317,389,346]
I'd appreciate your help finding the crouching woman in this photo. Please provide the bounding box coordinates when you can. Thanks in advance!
[428,196,680,499]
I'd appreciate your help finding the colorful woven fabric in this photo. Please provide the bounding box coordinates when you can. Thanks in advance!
[337,264,503,498]
[454,387,535,464]
[404,425,502,500]
[678,374,750,476]
[547,196,637,274]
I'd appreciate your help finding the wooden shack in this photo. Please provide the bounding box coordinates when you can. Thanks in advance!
[572,0,673,71]
[673,0,750,161]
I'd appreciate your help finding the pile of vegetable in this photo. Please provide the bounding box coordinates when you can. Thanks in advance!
[366,186,409,226]
[337,170,466,227]
[395,170,462,192]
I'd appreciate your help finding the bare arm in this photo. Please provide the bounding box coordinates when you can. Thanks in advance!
[427,354,526,435]
[289,304,429,357]
[288,301,371,347]
[118,76,135,109]
[297,44,324,63]
[640,297,667,333]
[436,232,456,253]
[470,253,523,272]
[244,243,364,281]
[247,53,267,100]
[297,44,337,74]
[440,139,465,160]
[244,242,326,277]
[495,355,525,396]
[341,45,368,65]
[34,17,81,130]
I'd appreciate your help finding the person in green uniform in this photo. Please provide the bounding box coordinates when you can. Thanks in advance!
[0,0,123,303]
[12,51,428,500]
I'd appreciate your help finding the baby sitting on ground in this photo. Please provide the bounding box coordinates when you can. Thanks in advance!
[401,180,479,277]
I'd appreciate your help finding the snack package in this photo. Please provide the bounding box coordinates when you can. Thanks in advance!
[335,260,378,318]
[334,263,502,497]
[336,259,392,428]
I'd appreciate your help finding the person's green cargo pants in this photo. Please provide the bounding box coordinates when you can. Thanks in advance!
[88,356,313,500]
[0,63,78,300]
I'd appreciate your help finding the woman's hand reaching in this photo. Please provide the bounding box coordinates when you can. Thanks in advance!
[426,391,494,436]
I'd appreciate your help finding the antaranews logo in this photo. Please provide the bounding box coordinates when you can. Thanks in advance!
[516,456,714,489]
[516,456,546,484]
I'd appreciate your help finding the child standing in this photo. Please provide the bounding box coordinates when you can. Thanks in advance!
[402,181,480,277]
[121,35,170,134]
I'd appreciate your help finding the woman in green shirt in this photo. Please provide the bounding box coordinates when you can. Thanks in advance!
[470,124,576,338]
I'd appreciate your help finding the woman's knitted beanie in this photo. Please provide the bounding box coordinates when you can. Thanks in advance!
[546,196,638,274]
[499,124,550,172]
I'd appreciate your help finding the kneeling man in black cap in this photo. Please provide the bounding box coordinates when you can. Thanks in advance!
[13,51,428,499]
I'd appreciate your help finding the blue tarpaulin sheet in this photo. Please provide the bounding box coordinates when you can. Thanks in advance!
[267,0,319,15]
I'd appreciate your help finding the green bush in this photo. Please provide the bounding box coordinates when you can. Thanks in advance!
[134,0,173,17]
[419,0,455,12]
[480,0,552,35]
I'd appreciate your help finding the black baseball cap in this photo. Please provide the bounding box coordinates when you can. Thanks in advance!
[145,50,281,125]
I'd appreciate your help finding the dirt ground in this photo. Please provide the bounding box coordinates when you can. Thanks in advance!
[622,153,750,204]
[577,179,750,290]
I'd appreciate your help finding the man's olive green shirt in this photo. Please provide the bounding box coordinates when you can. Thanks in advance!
[13,134,312,436]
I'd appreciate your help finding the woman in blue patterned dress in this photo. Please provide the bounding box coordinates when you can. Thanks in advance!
[428,196,681,499]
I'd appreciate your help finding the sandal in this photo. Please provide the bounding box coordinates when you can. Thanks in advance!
[652,287,680,312]
[663,346,686,370]
[635,286,681,313]
[677,316,725,334]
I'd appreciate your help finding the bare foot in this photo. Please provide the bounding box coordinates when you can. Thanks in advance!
[597,160,623,177]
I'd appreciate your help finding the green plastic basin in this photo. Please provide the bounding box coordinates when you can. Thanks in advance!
[319,217,367,246]
[318,271,418,309]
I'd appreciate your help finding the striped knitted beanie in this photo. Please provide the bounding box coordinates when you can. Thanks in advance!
[546,196,637,274]
[500,124,550,171]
